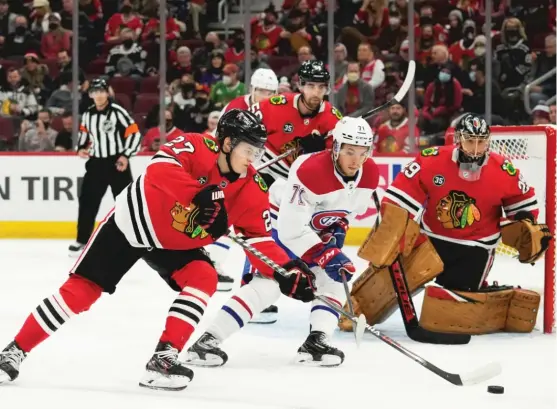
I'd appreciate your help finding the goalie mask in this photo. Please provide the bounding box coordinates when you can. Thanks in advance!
[454,114,491,181]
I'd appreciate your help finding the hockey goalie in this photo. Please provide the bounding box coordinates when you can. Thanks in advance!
[340,114,552,335]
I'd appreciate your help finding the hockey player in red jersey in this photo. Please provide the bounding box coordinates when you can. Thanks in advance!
[0,109,316,391]
[250,60,342,186]
[221,68,278,114]
[185,117,379,368]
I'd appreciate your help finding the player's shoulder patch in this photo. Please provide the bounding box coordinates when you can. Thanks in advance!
[421,147,440,157]
[331,106,343,120]
[203,136,219,153]
[269,95,287,105]
[253,173,269,192]
[501,159,517,176]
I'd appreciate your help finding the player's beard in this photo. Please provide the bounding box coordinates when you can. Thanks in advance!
[302,95,322,111]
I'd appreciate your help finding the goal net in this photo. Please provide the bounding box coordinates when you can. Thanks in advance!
[489,126,556,334]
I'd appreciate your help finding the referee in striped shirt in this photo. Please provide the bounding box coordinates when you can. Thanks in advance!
[69,78,142,255]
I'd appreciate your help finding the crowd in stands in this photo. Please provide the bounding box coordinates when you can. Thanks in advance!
[0,0,555,154]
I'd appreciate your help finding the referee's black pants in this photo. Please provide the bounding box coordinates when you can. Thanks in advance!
[76,156,132,245]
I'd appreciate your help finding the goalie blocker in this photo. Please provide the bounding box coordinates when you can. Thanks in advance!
[339,203,547,335]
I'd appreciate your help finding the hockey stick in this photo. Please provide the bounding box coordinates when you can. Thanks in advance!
[255,61,418,173]
[226,230,501,386]
[371,191,471,345]
[340,271,364,347]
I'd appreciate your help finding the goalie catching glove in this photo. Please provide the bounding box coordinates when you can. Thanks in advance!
[501,212,552,264]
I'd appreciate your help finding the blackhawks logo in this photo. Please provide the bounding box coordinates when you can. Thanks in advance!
[501,159,517,176]
[269,95,287,105]
[421,147,439,157]
[254,174,268,192]
[203,137,219,153]
[332,107,343,120]
[436,191,481,229]
[170,202,209,239]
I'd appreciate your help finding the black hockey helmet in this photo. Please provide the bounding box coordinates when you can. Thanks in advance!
[455,113,490,140]
[298,60,330,85]
[89,77,109,93]
[216,108,267,150]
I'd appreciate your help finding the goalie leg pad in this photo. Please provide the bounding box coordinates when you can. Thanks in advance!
[339,237,443,331]
[357,203,421,268]
[419,286,540,334]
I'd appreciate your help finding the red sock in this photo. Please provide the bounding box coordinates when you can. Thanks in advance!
[14,275,102,353]
[160,261,217,351]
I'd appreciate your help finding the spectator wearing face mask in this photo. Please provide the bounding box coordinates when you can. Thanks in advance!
[376,10,406,55]
[252,6,287,55]
[334,61,374,117]
[531,104,551,126]
[464,61,507,124]
[142,109,183,152]
[420,65,463,134]
[41,13,70,59]
[104,2,142,44]
[449,19,477,71]
[417,5,447,45]
[2,15,40,58]
[18,109,58,152]
[179,84,216,133]
[446,9,464,45]
[494,18,531,90]
[199,50,224,87]
[225,30,246,64]
[105,28,146,78]
[209,64,246,109]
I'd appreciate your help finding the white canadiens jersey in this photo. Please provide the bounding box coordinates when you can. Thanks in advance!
[270,151,380,259]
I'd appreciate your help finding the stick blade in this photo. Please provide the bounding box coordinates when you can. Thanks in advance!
[459,362,502,386]
[393,60,416,103]
[354,314,366,348]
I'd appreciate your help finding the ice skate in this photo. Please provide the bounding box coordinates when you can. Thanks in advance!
[295,331,344,367]
[217,269,234,292]
[186,332,228,367]
[68,242,85,257]
[250,304,278,324]
[0,341,27,384]
[139,342,194,391]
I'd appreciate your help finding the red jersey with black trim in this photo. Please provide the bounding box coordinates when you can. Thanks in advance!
[249,93,341,181]
[449,40,476,70]
[383,146,539,249]
[221,94,251,115]
[113,133,289,277]
[375,118,420,153]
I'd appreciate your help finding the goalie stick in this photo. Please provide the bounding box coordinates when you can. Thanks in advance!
[255,61,417,172]
[226,230,501,386]
[371,191,471,345]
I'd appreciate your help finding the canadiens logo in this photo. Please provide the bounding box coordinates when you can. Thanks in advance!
[436,191,481,229]
[170,201,209,239]
[501,159,517,176]
[310,210,350,231]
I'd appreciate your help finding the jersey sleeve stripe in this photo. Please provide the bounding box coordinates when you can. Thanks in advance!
[387,186,423,210]
[505,201,538,217]
[503,197,538,211]
[384,188,421,217]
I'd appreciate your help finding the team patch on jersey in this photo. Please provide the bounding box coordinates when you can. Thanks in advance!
[310,210,350,231]
[198,176,207,185]
[170,201,209,239]
[254,174,268,192]
[331,107,343,120]
[270,95,287,105]
[433,175,445,186]
[436,191,481,229]
[283,123,294,133]
[421,147,439,156]
[203,137,219,153]
[501,159,517,176]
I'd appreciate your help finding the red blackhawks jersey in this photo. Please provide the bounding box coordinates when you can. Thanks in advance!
[221,94,251,115]
[383,146,539,249]
[250,93,341,181]
[113,133,289,277]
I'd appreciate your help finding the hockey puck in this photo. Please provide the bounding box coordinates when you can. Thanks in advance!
[487,385,504,394]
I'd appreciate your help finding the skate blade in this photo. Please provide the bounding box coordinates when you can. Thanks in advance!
[0,371,14,384]
[185,352,226,367]
[139,370,191,391]
[216,283,233,292]
[294,352,343,367]
[249,312,277,324]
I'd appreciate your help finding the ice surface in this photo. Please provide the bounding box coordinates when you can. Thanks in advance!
[0,240,555,409]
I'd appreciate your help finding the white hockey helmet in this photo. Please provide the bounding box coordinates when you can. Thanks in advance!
[331,116,375,160]
[250,68,279,93]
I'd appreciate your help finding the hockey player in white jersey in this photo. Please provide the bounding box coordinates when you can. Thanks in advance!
[205,68,279,292]
[186,117,380,367]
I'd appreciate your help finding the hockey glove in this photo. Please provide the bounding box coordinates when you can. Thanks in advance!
[191,185,228,239]
[319,218,349,248]
[295,131,326,154]
[313,242,356,282]
[274,259,316,302]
